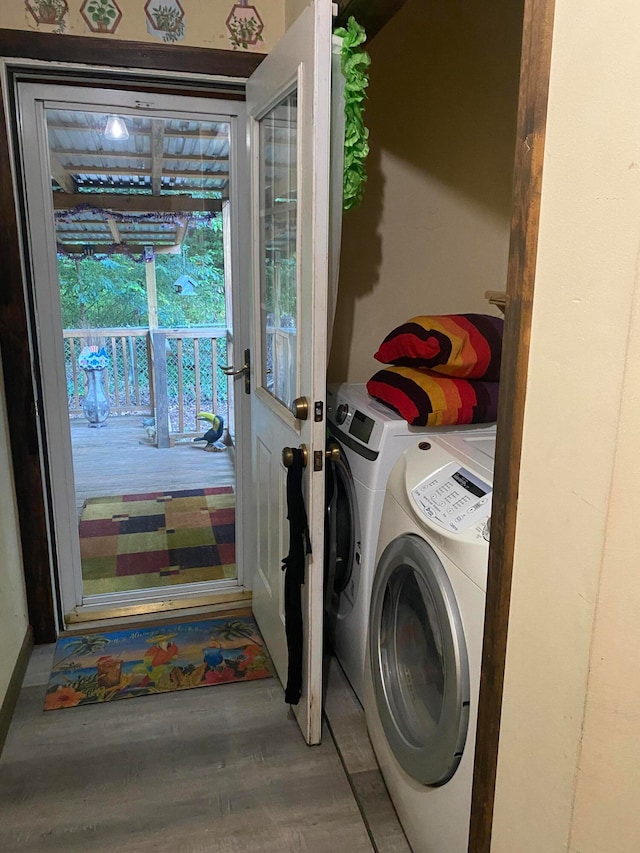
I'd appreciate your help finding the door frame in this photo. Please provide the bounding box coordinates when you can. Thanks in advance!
[0,1,555,845]
[469,0,555,849]
[0,29,265,644]
[14,80,251,622]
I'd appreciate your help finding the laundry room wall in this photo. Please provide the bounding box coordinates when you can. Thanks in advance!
[327,0,524,383]
[0,348,29,727]
[0,1,284,52]
[284,0,307,29]
[491,0,640,851]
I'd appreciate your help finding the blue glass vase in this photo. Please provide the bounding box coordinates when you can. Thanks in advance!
[82,368,110,427]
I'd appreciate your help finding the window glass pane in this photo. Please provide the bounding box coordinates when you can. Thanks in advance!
[258,90,297,408]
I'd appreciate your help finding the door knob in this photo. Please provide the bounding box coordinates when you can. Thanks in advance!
[291,396,309,420]
[221,348,251,395]
[325,443,340,463]
[221,362,248,376]
[282,444,308,468]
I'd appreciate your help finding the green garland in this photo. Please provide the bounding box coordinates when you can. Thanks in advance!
[334,17,371,211]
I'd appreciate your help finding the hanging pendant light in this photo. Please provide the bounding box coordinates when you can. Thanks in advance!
[104,115,129,141]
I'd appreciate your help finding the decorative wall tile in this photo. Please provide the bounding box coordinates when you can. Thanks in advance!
[13,0,278,52]
[80,0,121,35]
[145,0,186,44]
[25,0,69,32]
[226,2,264,50]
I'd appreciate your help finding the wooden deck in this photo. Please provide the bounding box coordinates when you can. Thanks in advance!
[70,414,235,517]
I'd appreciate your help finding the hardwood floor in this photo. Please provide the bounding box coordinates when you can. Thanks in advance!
[0,647,375,853]
[20,421,408,850]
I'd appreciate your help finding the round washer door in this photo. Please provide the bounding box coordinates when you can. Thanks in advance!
[325,440,360,610]
[369,534,470,786]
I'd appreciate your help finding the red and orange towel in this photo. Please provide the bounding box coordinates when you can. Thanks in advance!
[367,314,502,427]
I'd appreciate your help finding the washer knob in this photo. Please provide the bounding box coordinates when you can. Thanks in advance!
[336,403,349,425]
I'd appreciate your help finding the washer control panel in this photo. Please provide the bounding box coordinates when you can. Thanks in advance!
[411,462,492,534]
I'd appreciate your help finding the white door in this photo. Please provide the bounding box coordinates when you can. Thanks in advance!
[243,0,333,745]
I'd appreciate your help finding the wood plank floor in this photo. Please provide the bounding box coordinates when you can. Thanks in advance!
[70,415,235,517]
[0,646,375,853]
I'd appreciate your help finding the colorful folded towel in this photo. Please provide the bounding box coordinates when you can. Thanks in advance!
[374,313,503,381]
[367,365,499,427]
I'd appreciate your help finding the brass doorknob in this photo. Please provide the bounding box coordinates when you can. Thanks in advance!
[282,444,308,468]
[325,444,340,463]
[291,396,309,420]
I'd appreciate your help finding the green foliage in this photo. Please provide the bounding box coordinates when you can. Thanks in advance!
[334,17,371,211]
[58,219,226,330]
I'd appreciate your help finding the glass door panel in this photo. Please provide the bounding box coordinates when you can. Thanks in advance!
[44,105,238,603]
[16,81,246,619]
[258,90,298,409]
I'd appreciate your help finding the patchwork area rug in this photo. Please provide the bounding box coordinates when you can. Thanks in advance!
[44,610,272,711]
[79,487,235,595]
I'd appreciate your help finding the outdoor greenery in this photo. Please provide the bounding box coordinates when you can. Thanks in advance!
[58,218,226,330]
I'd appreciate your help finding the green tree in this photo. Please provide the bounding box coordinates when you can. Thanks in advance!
[57,218,226,330]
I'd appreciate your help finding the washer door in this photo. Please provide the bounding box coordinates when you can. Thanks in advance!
[325,440,359,617]
[369,534,470,786]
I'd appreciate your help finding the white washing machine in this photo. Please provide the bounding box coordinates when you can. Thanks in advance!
[362,428,496,853]
[325,382,492,705]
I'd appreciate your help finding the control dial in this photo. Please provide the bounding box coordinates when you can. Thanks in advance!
[335,403,349,425]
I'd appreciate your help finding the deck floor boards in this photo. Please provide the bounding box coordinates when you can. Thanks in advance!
[70,415,235,516]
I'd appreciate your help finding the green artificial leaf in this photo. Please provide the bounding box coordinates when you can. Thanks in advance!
[335,17,370,211]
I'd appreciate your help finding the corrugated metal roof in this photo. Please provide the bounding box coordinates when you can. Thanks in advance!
[46,108,230,252]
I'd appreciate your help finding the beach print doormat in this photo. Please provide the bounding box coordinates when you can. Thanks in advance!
[44,610,272,711]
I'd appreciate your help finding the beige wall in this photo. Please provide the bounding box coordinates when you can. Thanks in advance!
[0,350,29,707]
[491,1,640,851]
[284,0,308,30]
[0,1,284,53]
[328,0,522,383]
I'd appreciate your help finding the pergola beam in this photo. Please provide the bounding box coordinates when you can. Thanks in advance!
[47,120,230,142]
[174,219,189,246]
[55,149,230,166]
[52,193,222,213]
[49,150,76,193]
[57,242,181,254]
[70,165,229,180]
[151,119,165,196]
[106,217,121,243]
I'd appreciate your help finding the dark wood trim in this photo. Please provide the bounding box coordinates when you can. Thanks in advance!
[469,0,556,849]
[0,29,265,80]
[335,0,410,42]
[0,627,33,757]
[0,80,56,644]
[0,32,264,644]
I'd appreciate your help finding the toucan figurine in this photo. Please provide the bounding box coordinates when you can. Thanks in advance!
[194,412,224,449]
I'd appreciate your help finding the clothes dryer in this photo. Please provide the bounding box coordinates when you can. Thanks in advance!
[325,383,492,705]
[362,428,496,853]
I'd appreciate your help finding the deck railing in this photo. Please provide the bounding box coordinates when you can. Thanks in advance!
[63,327,229,439]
